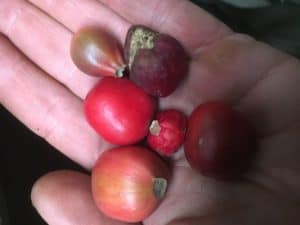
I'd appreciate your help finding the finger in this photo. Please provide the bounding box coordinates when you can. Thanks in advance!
[29,0,130,42]
[29,0,231,54]
[99,0,233,53]
[0,34,110,169]
[0,0,97,99]
[31,170,136,225]
[250,122,300,196]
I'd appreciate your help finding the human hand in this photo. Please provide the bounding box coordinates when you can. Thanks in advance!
[1,0,300,224]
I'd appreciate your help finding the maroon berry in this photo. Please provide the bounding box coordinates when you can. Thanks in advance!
[124,25,189,97]
[184,101,257,179]
[147,109,187,156]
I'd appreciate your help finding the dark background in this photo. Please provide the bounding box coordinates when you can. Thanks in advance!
[1,1,299,224]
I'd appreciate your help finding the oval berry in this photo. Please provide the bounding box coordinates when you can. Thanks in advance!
[84,77,156,145]
[71,26,126,77]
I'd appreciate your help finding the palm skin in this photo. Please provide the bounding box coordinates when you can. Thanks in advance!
[0,1,300,225]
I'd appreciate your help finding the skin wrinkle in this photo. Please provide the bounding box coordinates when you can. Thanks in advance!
[0,1,22,37]
[192,33,256,68]
[38,94,62,141]
[267,168,300,199]
[238,56,292,107]
[279,113,300,138]
[254,128,300,198]
[0,61,28,105]
[67,0,92,20]
[248,168,300,211]
[2,0,98,99]
[238,57,300,137]
[1,63,54,142]
[44,0,67,9]
[231,40,289,107]
[191,25,234,57]
[0,35,23,89]
[1,36,64,141]
[24,6,74,82]
[6,8,21,37]
[172,1,233,56]
[3,54,61,143]
[149,0,173,31]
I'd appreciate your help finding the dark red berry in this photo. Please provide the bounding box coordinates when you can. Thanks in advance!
[184,101,257,179]
[124,25,189,97]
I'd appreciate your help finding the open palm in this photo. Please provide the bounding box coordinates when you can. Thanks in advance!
[1,1,300,225]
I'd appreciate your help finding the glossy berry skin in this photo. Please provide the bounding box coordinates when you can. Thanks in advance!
[71,26,126,77]
[184,101,257,179]
[124,25,189,97]
[92,146,170,223]
[147,109,187,156]
[84,77,156,145]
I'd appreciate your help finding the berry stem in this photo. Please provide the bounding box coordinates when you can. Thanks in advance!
[115,65,127,78]
[152,178,168,199]
[149,120,161,136]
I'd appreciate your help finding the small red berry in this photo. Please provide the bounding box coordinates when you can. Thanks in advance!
[147,109,187,156]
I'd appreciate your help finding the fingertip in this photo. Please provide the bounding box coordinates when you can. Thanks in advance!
[30,170,78,209]
[30,170,91,225]
[30,170,132,225]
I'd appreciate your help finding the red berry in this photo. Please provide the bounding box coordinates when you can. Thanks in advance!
[92,146,170,222]
[84,77,156,145]
[184,101,257,179]
[124,25,189,97]
[71,26,126,77]
[147,109,187,156]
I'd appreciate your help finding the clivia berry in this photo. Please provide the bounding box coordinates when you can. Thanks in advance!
[84,77,156,145]
[147,109,187,156]
[124,25,189,97]
[71,26,126,77]
[184,101,257,179]
[91,146,170,222]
